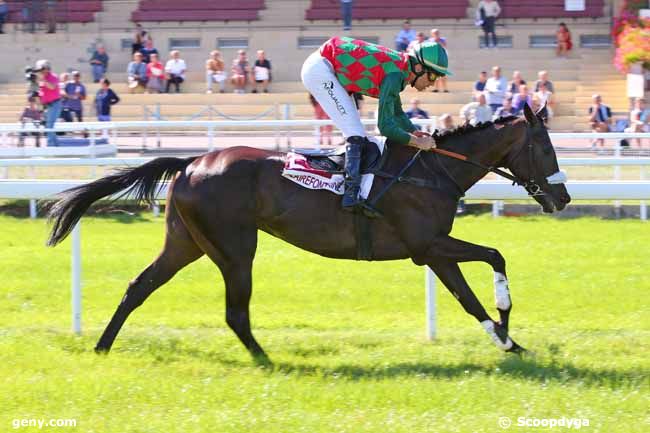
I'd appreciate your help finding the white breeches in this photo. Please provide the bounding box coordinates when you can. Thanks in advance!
[301,51,366,139]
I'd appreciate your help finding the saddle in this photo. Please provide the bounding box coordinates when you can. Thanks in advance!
[293,139,383,174]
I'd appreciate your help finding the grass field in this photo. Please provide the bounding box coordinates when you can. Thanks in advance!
[0,214,648,432]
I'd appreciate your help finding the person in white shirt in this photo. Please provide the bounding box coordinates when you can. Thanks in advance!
[485,65,507,112]
[460,93,493,125]
[477,0,501,48]
[533,82,554,120]
[164,50,186,93]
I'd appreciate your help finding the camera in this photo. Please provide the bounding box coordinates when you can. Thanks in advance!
[24,66,38,82]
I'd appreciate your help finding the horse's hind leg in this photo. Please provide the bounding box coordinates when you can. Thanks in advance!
[95,203,203,353]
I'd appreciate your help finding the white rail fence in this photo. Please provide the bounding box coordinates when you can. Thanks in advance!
[1,177,649,337]
[1,122,649,338]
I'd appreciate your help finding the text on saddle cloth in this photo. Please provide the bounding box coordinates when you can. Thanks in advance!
[282,137,385,198]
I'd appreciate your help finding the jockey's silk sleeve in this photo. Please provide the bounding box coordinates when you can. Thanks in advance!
[377,72,417,145]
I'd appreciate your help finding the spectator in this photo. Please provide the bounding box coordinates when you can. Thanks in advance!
[625,98,648,147]
[253,50,271,93]
[407,31,427,52]
[127,52,147,93]
[206,50,226,94]
[45,0,56,33]
[588,94,612,149]
[405,98,430,131]
[438,113,455,133]
[460,93,493,125]
[309,93,333,146]
[340,0,353,31]
[164,50,186,93]
[533,81,554,120]
[26,67,40,103]
[230,50,251,94]
[146,53,165,94]
[474,71,488,93]
[34,59,61,146]
[132,23,148,54]
[534,70,555,94]
[18,97,42,147]
[395,20,416,52]
[62,71,86,124]
[0,0,8,34]
[95,78,119,121]
[139,38,158,64]
[485,66,507,112]
[511,85,533,114]
[477,0,500,48]
[556,22,572,58]
[89,45,109,83]
[507,70,526,96]
[494,97,515,118]
[429,29,448,93]
[58,72,69,93]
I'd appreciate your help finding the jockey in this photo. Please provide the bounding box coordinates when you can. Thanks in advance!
[301,36,451,213]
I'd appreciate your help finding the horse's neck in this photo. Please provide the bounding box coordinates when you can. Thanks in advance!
[443,124,521,192]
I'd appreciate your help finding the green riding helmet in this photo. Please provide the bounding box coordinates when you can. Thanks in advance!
[409,42,452,77]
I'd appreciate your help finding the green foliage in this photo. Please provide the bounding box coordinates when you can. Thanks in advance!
[0,215,648,432]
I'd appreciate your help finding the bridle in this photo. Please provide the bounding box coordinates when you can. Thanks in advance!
[430,122,566,197]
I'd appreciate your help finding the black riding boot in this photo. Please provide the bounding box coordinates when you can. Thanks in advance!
[342,136,364,212]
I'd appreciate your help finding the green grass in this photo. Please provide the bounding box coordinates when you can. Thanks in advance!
[0,214,648,433]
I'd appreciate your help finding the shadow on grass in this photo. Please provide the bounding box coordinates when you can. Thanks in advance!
[1,199,155,223]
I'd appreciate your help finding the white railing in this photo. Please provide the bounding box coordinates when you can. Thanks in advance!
[2,177,649,336]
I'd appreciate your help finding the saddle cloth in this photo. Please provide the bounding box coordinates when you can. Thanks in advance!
[282,137,385,198]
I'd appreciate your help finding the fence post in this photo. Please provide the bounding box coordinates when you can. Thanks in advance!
[284,104,292,147]
[142,106,148,150]
[641,166,647,221]
[613,141,621,218]
[71,222,82,335]
[155,104,161,148]
[28,165,37,218]
[274,103,280,150]
[425,266,437,340]
[208,125,214,151]
[89,129,97,178]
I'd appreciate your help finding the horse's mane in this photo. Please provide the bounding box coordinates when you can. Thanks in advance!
[433,115,519,145]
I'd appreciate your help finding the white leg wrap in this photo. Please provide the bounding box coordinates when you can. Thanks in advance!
[493,272,511,310]
[481,320,513,351]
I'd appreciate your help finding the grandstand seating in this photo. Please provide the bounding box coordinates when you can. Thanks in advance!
[5,0,103,23]
[499,0,605,18]
[131,0,265,22]
[305,0,469,20]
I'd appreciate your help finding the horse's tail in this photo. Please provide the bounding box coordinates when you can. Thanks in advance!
[46,156,197,246]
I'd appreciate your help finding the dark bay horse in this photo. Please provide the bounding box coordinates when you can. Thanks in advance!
[46,104,570,362]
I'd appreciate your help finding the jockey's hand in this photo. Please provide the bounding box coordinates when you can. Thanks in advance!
[409,134,436,151]
[412,130,431,138]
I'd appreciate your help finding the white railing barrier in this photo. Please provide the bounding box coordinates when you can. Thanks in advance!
[2,178,650,336]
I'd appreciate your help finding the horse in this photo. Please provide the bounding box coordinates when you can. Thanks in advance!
[46,104,570,362]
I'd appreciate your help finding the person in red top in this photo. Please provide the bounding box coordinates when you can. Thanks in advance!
[556,23,572,57]
[145,53,165,93]
[301,36,451,213]
[34,59,61,146]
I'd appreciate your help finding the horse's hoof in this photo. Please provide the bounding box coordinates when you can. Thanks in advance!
[506,341,527,356]
[94,346,110,355]
[252,352,273,368]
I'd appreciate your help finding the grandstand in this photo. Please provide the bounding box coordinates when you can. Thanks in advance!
[0,0,631,132]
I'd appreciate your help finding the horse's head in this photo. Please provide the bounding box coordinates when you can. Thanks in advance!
[507,104,571,213]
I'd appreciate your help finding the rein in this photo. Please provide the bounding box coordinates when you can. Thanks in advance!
[429,125,547,197]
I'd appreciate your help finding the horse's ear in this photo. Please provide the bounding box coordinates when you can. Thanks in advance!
[536,101,548,122]
[523,103,537,125]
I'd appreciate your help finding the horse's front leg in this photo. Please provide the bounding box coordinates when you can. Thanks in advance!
[428,258,525,354]
[426,235,513,331]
